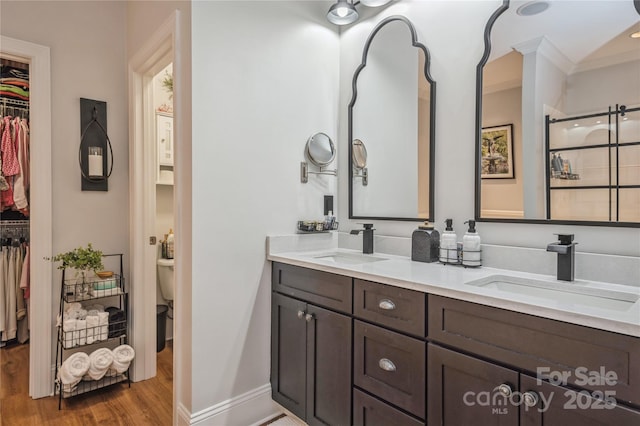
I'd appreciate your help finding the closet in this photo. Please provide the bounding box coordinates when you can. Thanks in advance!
[1,57,31,347]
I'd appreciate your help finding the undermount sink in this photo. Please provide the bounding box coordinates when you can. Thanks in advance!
[313,252,388,265]
[466,275,640,311]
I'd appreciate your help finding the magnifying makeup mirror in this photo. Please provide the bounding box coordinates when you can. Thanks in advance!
[306,132,336,167]
[352,139,368,186]
[300,132,338,183]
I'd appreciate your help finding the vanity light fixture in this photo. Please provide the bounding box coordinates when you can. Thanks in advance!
[327,0,359,25]
[327,0,394,26]
[360,0,392,6]
[516,1,550,17]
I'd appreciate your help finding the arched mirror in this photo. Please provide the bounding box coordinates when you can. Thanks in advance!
[349,15,435,221]
[475,0,640,227]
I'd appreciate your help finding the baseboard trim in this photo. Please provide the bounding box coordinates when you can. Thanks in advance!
[182,383,278,425]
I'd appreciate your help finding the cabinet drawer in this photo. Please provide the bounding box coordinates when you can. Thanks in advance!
[354,320,426,418]
[428,295,640,407]
[272,262,352,313]
[353,388,424,426]
[354,279,426,337]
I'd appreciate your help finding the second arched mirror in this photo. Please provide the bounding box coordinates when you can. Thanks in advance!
[349,15,436,221]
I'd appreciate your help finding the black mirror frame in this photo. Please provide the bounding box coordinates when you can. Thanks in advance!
[348,15,436,222]
[474,0,640,228]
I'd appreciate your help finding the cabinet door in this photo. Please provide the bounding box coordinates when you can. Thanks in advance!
[271,293,307,420]
[354,320,426,418]
[306,304,352,426]
[520,375,640,426]
[428,344,519,426]
[353,388,425,426]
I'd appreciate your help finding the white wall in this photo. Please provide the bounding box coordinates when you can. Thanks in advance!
[1,0,129,372]
[191,0,339,420]
[566,60,640,115]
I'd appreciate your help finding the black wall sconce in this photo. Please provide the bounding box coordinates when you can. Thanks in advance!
[79,98,113,191]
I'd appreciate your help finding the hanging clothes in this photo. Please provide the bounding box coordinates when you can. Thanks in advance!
[0,241,29,344]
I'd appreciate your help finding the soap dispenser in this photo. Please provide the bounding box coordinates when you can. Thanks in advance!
[439,219,457,263]
[412,222,440,263]
[462,220,481,267]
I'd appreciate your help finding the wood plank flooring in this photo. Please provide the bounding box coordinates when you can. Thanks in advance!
[1,341,173,425]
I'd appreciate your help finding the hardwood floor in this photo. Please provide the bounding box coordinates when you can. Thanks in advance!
[1,341,173,425]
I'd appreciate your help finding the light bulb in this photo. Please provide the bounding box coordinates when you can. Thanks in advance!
[337,6,348,17]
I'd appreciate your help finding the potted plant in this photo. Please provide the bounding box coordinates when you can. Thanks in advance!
[49,243,104,286]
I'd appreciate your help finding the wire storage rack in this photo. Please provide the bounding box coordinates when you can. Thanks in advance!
[54,253,130,409]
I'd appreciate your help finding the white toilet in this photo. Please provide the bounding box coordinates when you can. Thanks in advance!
[157,258,174,303]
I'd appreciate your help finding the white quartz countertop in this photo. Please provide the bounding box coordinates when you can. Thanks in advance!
[267,239,640,338]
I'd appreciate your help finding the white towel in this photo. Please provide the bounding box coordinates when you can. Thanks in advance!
[98,312,109,341]
[86,348,114,381]
[57,352,90,392]
[62,319,77,348]
[107,344,135,377]
[86,315,99,344]
[76,319,87,346]
[66,302,82,313]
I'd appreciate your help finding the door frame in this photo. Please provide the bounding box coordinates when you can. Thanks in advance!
[1,36,53,399]
[128,11,178,384]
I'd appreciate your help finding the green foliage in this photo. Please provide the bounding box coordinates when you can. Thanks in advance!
[162,71,173,98]
[48,243,104,271]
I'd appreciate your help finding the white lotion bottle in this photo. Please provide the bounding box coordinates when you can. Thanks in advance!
[439,219,457,263]
[462,220,481,267]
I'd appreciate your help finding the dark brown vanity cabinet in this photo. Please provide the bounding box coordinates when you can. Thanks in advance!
[428,295,640,425]
[271,263,352,426]
[429,344,640,426]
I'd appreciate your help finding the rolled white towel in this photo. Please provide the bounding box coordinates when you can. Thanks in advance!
[107,344,135,377]
[86,348,114,381]
[57,352,90,392]
[66,302,82,313]
[98,312,109,341]
[76,319,87,346]
[86,315,99,344]
[63,319,77,348]
[76,309,88,320]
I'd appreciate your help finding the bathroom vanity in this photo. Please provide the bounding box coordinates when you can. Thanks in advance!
[268,242,640,426]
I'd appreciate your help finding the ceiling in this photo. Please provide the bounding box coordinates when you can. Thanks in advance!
[489,0,640,69]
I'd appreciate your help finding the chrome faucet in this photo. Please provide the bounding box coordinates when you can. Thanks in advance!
[546,234,577,281]
[350,223,375,254]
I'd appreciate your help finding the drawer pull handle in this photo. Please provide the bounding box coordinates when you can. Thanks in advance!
[305,313,314,322]
[496,383,513,398]
[378,358,396,372]
[378,299,396,310]
[297,310,305,319]
[523,391,539,408]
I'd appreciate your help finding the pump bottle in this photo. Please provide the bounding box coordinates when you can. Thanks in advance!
[439,219,457,263]
[462,220,481,267]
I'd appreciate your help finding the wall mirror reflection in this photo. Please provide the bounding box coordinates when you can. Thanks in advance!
[349,15,435,221]
[476,0,640,226]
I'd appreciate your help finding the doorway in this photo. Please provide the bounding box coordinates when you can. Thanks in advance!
[128,11,180,420]
[0,36,52,400]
